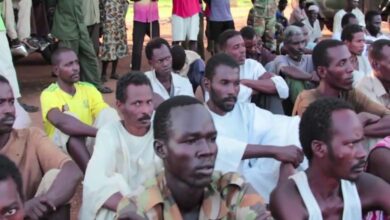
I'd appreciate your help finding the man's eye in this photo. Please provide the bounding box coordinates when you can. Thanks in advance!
[4,208,17,216]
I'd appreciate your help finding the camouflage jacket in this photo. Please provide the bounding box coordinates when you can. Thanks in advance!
[117,172,270,220]
[253,0,278,18]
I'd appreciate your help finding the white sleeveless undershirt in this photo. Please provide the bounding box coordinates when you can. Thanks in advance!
[290,171,362,220]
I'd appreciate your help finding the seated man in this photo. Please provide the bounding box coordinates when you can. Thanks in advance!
[293,39,390,149]
[80,72,163,219]
[0,155,24,220]
[204,53,306,201]
[357,39,390,108]
[333,0,365,37]
[302,5,322,45]
[341,24,372,83]
[40,47,119,172]
[116,96,270,219]
[274,26,318,112]
[144,38,194,100]
[365,10,389,43]
[171,45,205,92]
[0,75,82,219]
[240,26,276,66]
[270,98,390,219]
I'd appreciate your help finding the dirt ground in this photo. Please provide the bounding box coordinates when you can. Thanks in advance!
[15,5,251,219]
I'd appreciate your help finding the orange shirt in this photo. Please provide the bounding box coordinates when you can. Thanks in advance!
[0,128,71,200]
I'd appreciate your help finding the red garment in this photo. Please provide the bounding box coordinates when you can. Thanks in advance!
[172,0,200,18]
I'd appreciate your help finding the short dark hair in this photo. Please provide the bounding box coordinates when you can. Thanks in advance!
[299,98,354,161]
[312,39,345,69]
[341,13,357,28]
[51,47,76,65]
[116,71,152,103]
[0,155,23,200]
[240,26,256,40]
[341,24,364,42]
[365,10,381,24]
[0,75,10,84]
[218,29,241,51]
[145,37,171,60]
[171,45,186,71]
[205,53,239,80]
[291,21,305,28]
[369,39,390,61]
[153,96,203,141]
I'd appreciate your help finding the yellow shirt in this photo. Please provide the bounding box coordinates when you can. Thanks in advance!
[40,82,108,137]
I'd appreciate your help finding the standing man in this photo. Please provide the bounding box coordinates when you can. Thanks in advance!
[333,0,365,36]
[40,48,119,172]
[84,0,101,55]
[51,0,112,93]
[131,0,160,71]
[171,0,200,51]
[252,0,278,51]
[80,72,162,219]
[270,98,390,219]
[0,75,82,220]
[116,96,270,219]
[145,38,194,100]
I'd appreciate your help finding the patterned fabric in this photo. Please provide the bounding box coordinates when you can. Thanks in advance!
[117,171,271,220]
[100,0,128,61]
[251,0,278,50]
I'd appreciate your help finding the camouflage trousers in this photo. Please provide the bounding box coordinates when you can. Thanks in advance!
[253,16,276,51]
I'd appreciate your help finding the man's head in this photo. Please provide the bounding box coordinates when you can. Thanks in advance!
[291,21,310,45]
[369,39,390,85]
[218,30,246,65]
[341,13,358,29]
[0,76,15,135]
[298,0,306,9]
[116,72,154,132]
[346,0,359,10]
[283,25,306,60]
[240,26,262,59]
[313,39,354,91]
[0,155,24,220]
[171,45,187,73]
[341,24,365,56]
[145,37,173,76]
[300,98,366,180]
[204,54,240,113]
[51,47,80,84]
[365,10,382,36]
[278,0,288,12]
[307,5,319,23]
[153,96,218,188]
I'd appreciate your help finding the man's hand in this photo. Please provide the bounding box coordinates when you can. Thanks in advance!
[273,145,304,168]
[357,112,381,127]
[24,196,55,220]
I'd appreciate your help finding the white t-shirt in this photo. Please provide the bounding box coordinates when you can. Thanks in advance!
[145,70,194,100]
[240,59,289,99]
[208,102,307,201]
[333,8,365,35]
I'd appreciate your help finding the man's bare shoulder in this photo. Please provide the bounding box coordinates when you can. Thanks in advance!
[355,173,390,213]
[270,179,307,220]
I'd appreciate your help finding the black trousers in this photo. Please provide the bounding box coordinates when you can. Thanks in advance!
[131,20,160,70]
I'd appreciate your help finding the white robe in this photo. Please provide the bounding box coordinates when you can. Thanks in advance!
[145,70,194,100]
[209,103,308,202]
[80,121,162,220]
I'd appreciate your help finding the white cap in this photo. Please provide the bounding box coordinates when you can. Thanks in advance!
[308,5,319,12]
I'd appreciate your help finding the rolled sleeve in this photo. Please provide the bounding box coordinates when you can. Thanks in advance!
[214,136,246,173]
[270,75,289,99]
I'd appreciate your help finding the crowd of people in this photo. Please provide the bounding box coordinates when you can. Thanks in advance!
[1,0,390,219]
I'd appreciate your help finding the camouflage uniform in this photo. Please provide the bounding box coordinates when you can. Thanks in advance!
[251,0,278,51]
[117,172,271,220]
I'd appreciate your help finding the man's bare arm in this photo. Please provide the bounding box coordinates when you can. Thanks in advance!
[363,115,390,137]
[357,173,390,215]
[240,79,278,94]
[367,148,390,183]
[270,181,305,220]
[280,66,314,81]
[47,108,98,137]
[103,192,124,212]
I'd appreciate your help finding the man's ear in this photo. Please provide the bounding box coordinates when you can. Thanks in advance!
[316,66,327,79]
[311,140,327,159]
[370,60,380,71]
[154,139,168,159]
[203,77,211,93]
[52,65,59,77]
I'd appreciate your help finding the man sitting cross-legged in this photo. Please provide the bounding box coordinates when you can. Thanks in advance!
[0,75,82,220]
[40,47,119,172]
[116,96,271,220]
[270,98,390,219]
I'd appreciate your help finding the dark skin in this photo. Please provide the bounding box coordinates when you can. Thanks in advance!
[204,64,304,167]
[101,60,119,82]
[316,45,390,137]
[0,82,82,220]
[48,50,100,172]
[367,147,390,183]
[148,44,173,93]
[270,110,390,219]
